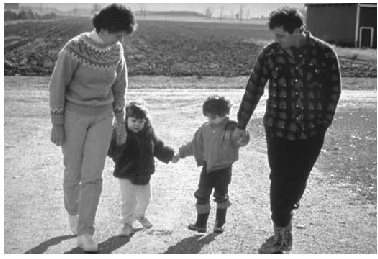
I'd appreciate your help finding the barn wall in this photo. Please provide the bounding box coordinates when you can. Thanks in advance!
[306,4,357,46]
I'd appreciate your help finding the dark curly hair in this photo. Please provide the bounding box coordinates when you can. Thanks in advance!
[202,95,231,117]
[92,3,137,34]
[125,101,148,120]
[268,7,304,34]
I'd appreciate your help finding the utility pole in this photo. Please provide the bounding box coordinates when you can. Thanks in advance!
[239,4,243,22]
[219,6,224,22]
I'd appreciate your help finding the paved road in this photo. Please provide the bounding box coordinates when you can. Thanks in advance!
[4,89,376,254]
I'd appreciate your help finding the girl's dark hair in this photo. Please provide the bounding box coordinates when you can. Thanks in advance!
[125,101,148,120]
[92,3,137,34]
[268,7,304,34]
[202,95,231,117]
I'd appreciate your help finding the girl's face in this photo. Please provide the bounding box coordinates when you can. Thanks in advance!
[206,114,226,125]
[98,29,128,45]
[127,117,146,133]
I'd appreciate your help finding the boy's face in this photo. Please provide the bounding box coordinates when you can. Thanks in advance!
[206,114,226,125]
[127,117,146,133]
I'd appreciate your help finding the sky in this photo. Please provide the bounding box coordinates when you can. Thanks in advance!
[19,1,305,17]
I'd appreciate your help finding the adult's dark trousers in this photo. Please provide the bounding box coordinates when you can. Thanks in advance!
[266,131,326,227]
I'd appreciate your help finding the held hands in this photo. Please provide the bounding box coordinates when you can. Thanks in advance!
[234,128,250,147]
[51,124,65,146]
[171,153,180,163]
[115,122,127,145]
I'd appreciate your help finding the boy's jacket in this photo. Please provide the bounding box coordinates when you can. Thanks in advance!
[108,121,174,185]
[178,118,250,172]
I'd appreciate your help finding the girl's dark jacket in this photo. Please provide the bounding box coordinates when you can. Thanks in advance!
[107,121,174,185]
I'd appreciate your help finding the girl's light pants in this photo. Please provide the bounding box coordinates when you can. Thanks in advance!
[62,110,112,236]
[119,179,151,225]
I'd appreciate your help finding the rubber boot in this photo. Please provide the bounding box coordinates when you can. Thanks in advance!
[214,208,227,233]
[188,212,209,233]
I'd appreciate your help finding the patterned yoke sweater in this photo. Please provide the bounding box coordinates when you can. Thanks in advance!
[49,30,127,125]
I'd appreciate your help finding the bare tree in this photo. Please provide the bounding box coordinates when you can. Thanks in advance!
[239,4,244,22]
[139,3,147,19]
[219,6,224,21]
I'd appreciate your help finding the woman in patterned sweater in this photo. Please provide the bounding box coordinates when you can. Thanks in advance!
[48,4,136,252]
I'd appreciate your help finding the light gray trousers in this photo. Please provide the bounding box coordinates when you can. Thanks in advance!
[62,110,112,236]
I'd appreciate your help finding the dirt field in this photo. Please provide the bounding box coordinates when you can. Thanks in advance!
[4,18,377,78]
[3,76,376,254]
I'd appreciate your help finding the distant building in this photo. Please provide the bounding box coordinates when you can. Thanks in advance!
[306,3,377,48]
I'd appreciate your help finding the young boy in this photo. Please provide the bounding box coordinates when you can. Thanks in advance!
[108,101,175,236]
[172,95,250,233]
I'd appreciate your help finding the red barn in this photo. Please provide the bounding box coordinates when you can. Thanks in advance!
[306,3,377,48]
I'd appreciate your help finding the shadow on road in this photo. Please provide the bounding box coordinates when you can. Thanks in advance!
[162,233,216,254]
[25,235,76,254]
[64,232,139,254]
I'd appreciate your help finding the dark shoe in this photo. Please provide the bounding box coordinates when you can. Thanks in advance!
[214,208,227,233]
[213,225,224,234]
[188,223,207,233]
[258,221,292,254]
[273,221,293,252]
[188,212,209,233]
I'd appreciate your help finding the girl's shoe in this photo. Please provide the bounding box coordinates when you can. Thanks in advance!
[120,223,134,236]
[136,216,153,229]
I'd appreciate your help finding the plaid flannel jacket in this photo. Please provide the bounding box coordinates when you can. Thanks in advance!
[237,32,341,140]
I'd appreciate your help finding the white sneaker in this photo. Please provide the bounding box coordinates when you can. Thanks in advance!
[77,234,98,252]
[68,214,78,235]
[120,223,134,236]
[136,216,153,229]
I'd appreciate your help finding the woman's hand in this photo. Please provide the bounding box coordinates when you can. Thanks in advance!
[51,124,65,146]
[116,123,127,145]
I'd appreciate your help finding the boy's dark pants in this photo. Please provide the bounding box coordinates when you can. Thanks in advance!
[193,164,232,229]
[194,164,232,208]
[266,131,325,227]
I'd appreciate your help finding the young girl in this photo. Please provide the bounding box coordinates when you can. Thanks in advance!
[108,101,175,236]
[172,95,250,233]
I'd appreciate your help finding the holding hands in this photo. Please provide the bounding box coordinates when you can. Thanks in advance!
[115,122,127,145]
[171,153,180,163]
[234,128,250,147]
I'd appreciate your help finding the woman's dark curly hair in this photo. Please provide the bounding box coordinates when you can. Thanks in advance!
[202,95,231,117]
[268,7,304,34]
[93,3,137,34]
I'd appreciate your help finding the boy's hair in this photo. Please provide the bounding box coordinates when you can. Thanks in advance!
[268,7,304,34]
[202,95,231,117]
[125,101,148,120]
[92,3,137,34]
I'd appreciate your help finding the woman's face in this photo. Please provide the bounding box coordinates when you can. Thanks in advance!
[98,29,128,45]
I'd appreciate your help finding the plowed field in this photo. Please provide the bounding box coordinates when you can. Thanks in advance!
[4,18,377,78]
